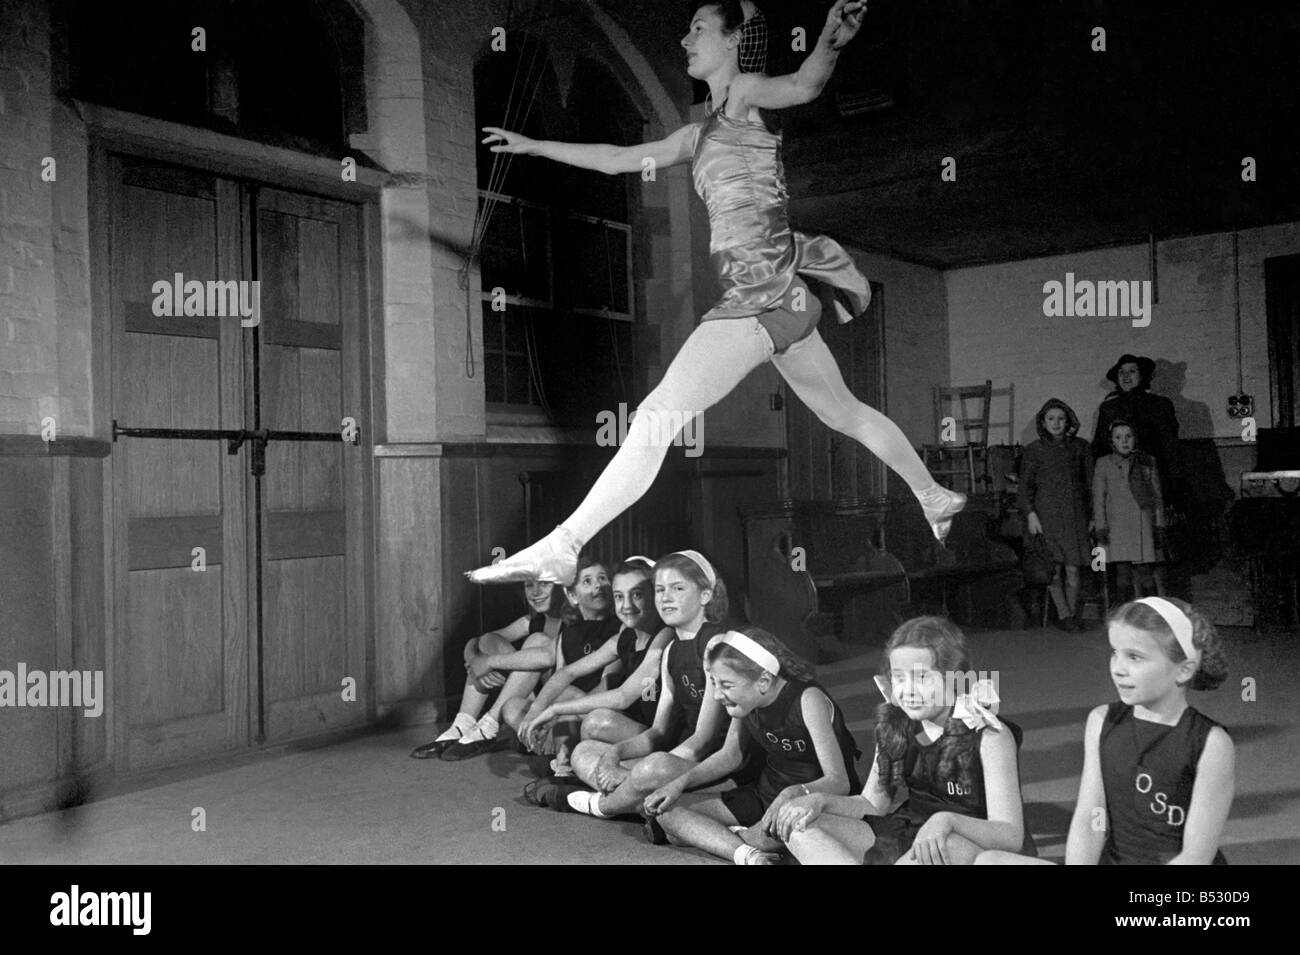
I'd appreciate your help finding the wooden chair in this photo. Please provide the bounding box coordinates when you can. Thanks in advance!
[924,381,993,494]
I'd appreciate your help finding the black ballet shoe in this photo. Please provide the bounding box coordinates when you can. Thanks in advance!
[523,779,586,811]
[440,736,502,761]
[409,737,459,759]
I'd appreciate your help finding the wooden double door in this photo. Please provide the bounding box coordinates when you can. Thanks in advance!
[106,155,369,770]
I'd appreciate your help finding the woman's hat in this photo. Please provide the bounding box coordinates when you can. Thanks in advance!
[1105,353,1156,383]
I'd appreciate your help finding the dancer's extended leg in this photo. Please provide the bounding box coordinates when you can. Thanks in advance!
[468,318,776,584]
[770,329,965,540]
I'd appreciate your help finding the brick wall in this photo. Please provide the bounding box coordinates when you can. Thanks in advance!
[947,223,1300,447]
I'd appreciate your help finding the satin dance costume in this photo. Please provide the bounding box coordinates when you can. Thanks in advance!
[691,99,871,351]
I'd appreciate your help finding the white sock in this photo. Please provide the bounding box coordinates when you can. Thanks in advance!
[734,844,760,865]
[566,791,608,817]
[476,715,500,740]
[436,713,477,742]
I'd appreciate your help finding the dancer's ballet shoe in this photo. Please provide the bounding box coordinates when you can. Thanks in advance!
[918,486,966,544]
[465,526,582,586]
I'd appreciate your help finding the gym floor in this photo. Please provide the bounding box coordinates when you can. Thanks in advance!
[1,625,1296,865]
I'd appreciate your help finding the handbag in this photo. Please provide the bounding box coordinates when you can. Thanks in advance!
[1022,534,1056,585]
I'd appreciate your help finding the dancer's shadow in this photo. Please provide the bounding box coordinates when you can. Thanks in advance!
[1151,359,1233,575]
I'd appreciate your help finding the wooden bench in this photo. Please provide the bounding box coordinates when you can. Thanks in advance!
[741,498,1020,655]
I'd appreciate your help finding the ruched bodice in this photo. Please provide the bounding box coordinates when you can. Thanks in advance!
[691,103,870,324]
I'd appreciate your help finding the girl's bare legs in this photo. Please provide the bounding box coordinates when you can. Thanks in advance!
[411,632,513,756]
[657,797,779,864]
[1064,564,1081,617]
[1114,562,1134,602]
[785,814,877,865]
[468,319,777,584]
[1048,566,1070,619]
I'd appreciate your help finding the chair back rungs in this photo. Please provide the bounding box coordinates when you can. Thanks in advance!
[924,380,994,494]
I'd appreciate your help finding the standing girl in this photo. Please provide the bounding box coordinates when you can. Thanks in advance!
[525,551,732,817]
[644,628,860,865]
[468,0,964,589]
[1019,398,1094,630]
[516,557,672,754]
[1094,420,1166,601]
[773,617,1027,864]
[410,578,565,758]
[977,597,1233,865]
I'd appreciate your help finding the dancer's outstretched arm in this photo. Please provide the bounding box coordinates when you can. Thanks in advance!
[481,123,698,175]
[730,0,866,109]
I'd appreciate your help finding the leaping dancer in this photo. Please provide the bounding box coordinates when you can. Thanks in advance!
[469,0,964,586]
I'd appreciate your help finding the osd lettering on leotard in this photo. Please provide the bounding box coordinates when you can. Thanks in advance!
[947,781,972,796]
[680,673,702,700]
[1134,772,1185,827]
[764,731,807,753]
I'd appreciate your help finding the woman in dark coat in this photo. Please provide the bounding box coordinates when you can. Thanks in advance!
[1091,354,1180,500]
[1020,398,1093,630]
[1091,354,1180,595]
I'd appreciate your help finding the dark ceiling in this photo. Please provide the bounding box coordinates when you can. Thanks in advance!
[597,0,1300,269]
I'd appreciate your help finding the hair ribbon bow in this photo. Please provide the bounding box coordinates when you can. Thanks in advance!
[952,679,1002,731]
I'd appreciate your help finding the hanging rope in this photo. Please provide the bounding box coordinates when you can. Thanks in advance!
[601,222,628,404]
[461,1,551,382]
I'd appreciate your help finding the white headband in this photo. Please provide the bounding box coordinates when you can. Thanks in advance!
[625,555,655,569]
[671,550,717,589]
[706,631,780,677]
[1135,597,1200,665]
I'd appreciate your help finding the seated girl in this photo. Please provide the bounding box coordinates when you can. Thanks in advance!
[525,550,733,816]
[977,597,1233,865]
[442,556,616,761]
[517,557,672,760]
[411,577,564,758]
[643,627,860,865]
[775,616,1027,864]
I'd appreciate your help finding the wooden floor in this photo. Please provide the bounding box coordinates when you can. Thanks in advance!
[1,624,1297,865]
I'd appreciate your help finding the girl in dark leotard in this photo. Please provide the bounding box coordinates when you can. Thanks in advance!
[978,597,1233,865]
[779,617,1027,865]
[525,550,733,817]
[466,0,964,591]
[645,627,859,864]
[517,557,671,755]
[410,578,564,759]
[442,556,612,761]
